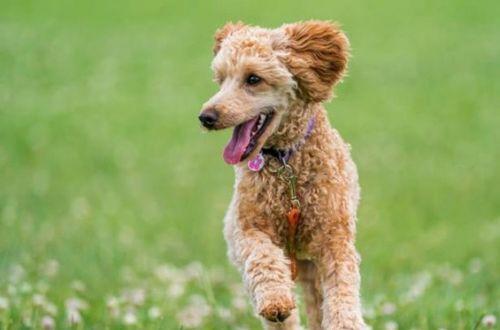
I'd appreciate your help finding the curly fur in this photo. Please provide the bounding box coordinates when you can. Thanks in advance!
[201,21,367,329]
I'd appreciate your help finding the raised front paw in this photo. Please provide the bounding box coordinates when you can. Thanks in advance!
[257,290,295,322]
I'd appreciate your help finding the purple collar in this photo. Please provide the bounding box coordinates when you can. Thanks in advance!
[247,116,316,171]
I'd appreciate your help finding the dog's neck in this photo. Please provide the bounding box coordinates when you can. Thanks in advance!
[265,100,318,150]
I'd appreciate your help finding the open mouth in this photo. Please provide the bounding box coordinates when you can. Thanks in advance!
[223,112,274,164]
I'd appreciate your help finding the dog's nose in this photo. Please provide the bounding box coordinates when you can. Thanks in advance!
[199,109,219,128]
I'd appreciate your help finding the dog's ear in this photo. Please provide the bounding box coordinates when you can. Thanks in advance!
[213,21,246,55]
[281,21,350,102]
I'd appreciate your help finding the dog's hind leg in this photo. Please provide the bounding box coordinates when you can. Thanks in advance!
[297,260,323,330]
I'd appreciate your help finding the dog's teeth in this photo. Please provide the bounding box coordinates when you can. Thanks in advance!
[255,114,266,131]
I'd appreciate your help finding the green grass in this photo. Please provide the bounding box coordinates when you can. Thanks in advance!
[0,0,499,329]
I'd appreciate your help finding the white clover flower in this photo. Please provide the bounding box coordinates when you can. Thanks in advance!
[65,297,89,311]
[177,295,212,328]
[177,305,204,329]
[184,262,203,280]
[122,288,145,306]
[437,265,463,285]
[106,296,119,309]
[148,306,161,320]
[123,309,138,325]
[216,307,232,321]
[131,289,145,306]
[482,314,497,328]
[106,296,120,319]
[404,271,432,302]
[188,295,211,317]
[67,309,82,325]
[41,260,59,277]
[0,296,9,311]
[41,315,55,330]
[33,294,46,307]
[231,296,247,311]
[384,321,398,330]
[167,282,185,299]
[381,302,396,315]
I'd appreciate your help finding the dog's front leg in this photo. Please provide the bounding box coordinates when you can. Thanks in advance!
[318,239,366,330]
[227,225,299,329]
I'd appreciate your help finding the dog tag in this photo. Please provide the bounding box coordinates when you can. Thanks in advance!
[248,152,265,171]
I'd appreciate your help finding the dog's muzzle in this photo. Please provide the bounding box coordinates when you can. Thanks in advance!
[198,108,219,129]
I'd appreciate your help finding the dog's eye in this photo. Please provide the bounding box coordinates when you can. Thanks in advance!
[246,74,262,85]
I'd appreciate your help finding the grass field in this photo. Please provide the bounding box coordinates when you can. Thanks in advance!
[0,0,499,329]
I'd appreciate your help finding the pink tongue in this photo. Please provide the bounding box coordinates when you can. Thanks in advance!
[223,116,259,164]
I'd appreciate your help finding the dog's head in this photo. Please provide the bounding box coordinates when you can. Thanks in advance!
[199,21,349,165]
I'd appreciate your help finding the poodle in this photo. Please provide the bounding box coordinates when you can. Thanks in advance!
[199,20,366,330]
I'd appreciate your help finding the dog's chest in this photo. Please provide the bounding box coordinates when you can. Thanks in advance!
[238,168,319,251]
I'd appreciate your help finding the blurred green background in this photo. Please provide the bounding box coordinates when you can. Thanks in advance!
[0,0,498,329]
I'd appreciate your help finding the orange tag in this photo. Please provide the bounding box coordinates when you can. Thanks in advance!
[286,206,300,280]
[287,207,300,233]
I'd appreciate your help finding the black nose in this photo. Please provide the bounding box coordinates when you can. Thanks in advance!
[199,109,219,128]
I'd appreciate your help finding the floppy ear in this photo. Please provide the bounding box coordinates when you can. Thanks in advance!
[213,21,247,55]
[281,20,350,102]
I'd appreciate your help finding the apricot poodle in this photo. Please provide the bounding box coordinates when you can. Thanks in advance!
[199,20,367,330]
